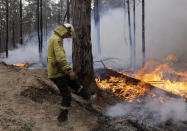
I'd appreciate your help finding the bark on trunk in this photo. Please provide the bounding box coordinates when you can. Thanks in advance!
[37,0,41,52]
[127,0,133,67]
[142,0,145,66]
[133,0,136,68]
[6,0,9,58]
[0,32,1,52]
[20,0,23,45]
[66,0,70,23]
[12,21,16,48]
[72,0,95,93]
[94,0,101,59]
[40,0,43,56]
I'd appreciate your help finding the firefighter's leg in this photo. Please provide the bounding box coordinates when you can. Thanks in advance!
[51,77,71,122]
[66,76,90,100]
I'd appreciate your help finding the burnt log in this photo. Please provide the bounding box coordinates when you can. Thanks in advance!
[95,68,186,101]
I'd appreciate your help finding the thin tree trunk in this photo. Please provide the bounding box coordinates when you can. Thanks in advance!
[6,0,9,58]
[46,18,48,45]
[72,0,95,93]
[63,0,72,24]
[37,0,41,52]
[12,21,16,48]
[39,0,43,61]
[0,32,1,53]
[66,0,70,23]
[142,0,145,66]
[20,0,23,45]
[40,0,43,52]
[127,0,133,67]
[94,0,101,59]
[133,0,136,68]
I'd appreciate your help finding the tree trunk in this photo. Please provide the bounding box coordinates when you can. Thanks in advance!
[133,0,136,68]
[142,0,145,66]
[37,0,41,50]
[127,0,133,67]
[0,32,1,53]
[20,0,23,45]
[12,21,16,48]
[94,0,101,59]
[66,0,70,23]
[40,0,43,57]
[72,0,95,93]
[6,0,9,58]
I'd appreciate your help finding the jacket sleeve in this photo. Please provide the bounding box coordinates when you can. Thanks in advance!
[53,40,72,74]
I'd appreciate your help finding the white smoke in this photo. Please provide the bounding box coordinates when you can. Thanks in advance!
[2,0,187,68]
[105,97,187,123]
[3,35,48,65]
[2,30,73,66]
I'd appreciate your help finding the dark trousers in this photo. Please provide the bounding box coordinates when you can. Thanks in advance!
[50,76,81,108]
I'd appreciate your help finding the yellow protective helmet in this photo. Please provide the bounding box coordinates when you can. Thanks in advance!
[64,23,74,36]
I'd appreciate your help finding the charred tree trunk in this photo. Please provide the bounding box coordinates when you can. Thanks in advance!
[40,0,43,58]
[20,0,23,45]
[12,21,16,48]
[94,0,101,59]
[37,0,41,53]
[0,32,1,52]
[37,0,43,62]
[133,0,136,68]
[142,0,145,66]
[66,0,70,23]
[72,0,95,93]
[63,0,72,24]
[127,0,133,67]
[6,0,9,58]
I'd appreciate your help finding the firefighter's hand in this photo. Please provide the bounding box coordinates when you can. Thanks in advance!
[69,71,77,80]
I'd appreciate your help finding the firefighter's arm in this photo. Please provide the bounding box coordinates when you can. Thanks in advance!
[54,41,71,74]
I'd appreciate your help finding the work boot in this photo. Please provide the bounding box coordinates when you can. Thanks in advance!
[58,109,68,122]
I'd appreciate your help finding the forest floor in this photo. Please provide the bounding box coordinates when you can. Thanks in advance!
[0,62,99,131]
[0,62,187,131]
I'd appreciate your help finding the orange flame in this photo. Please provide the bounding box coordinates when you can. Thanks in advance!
[96,55,187,102]
[13,62,31,68]
[96,77,147,102]
[133,61,187,99]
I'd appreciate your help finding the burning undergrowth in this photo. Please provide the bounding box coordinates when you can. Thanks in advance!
[95,55,187,127]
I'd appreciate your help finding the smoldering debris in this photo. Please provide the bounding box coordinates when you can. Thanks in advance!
[105,97,187,123]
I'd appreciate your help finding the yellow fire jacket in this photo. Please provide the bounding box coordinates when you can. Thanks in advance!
[48,25,71,78]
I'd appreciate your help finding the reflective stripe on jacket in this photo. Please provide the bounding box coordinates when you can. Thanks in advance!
[48,25,71,78]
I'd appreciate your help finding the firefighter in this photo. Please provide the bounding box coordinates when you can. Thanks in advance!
[48,23,90,122]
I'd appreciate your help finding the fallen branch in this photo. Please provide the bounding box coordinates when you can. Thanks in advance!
[95,68,185,100]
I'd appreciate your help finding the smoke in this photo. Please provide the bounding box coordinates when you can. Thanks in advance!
[145,0,187,62]
[105,97,187,123]
[2,0,187,68]
[93,0,187,69]
[2,29,73,66]
[3,33,48,65]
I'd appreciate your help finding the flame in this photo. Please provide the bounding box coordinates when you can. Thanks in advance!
[96,77,147,102]
[96,55,187,102]
[164,54,178,61]
[13,62,31,68]
[133,62,187,99]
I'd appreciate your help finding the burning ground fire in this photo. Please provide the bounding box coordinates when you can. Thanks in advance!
[96,55,187,102]
[12,62,44,68]
[13,62,31,68]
